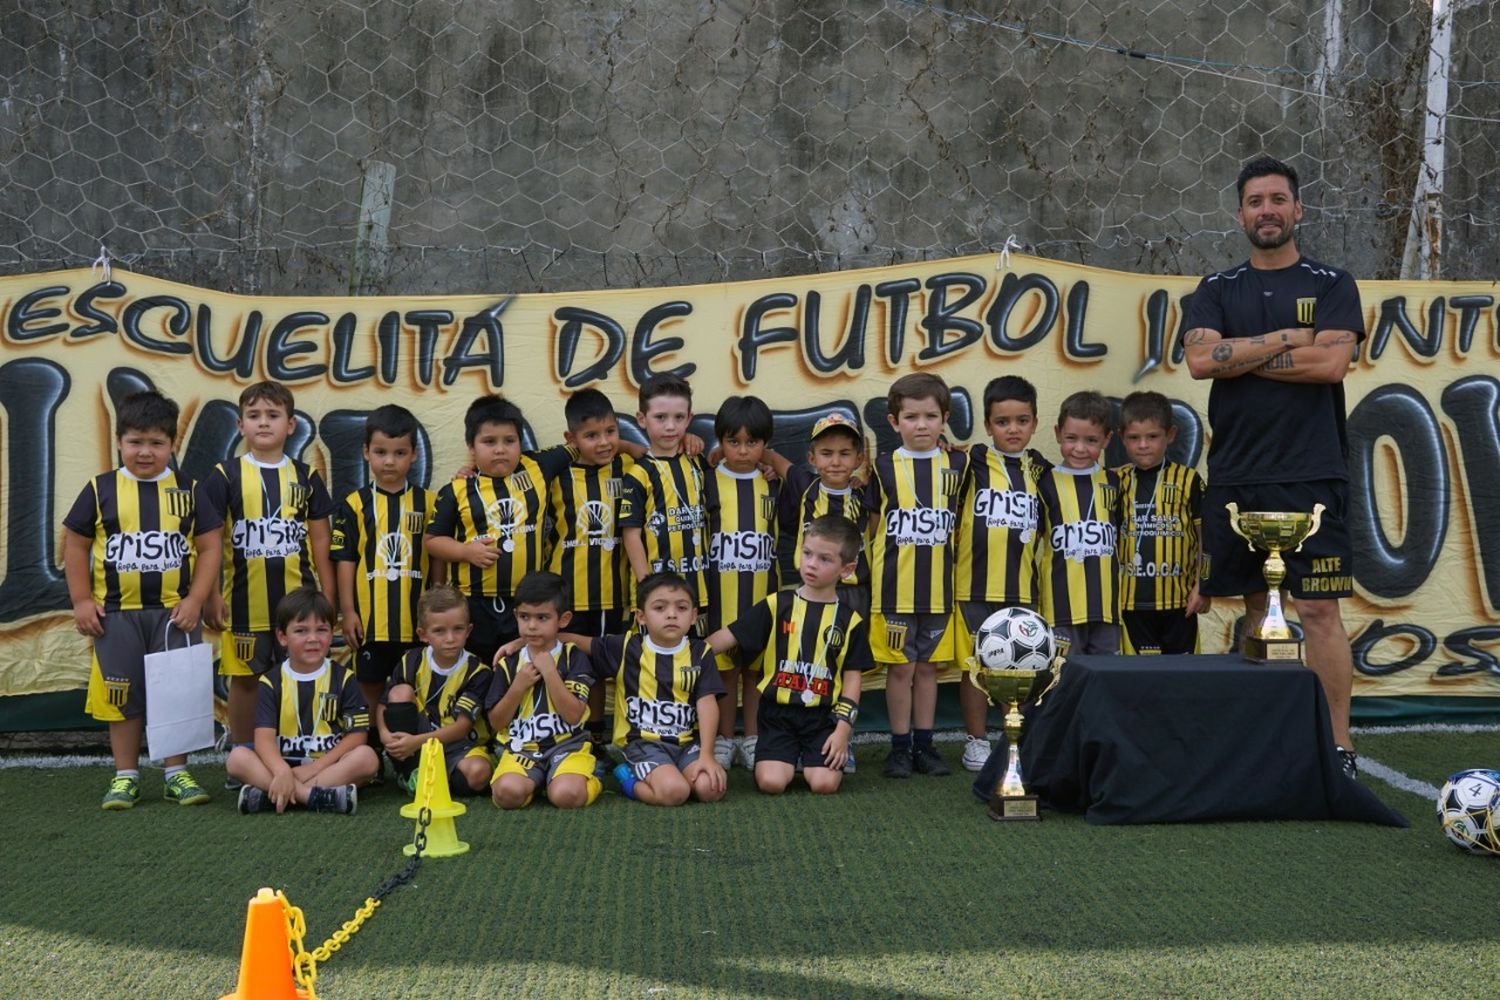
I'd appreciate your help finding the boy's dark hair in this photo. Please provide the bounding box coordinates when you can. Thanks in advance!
[417,584,468,626]
[115,390,179,440]
[365,404,420,447]
[888,372,950,416]
[1236,156,1299,203]
[638,373,692,412]
[275,586,336,632]
[1119,391,1174,431]
[982,375,1038,419]
[239,380,295,416]
[565,388,616,432]
[1056,390,1113,431]
[464,394,524,446]
[804,514,862,565]
[714,395,773,443]
[636,571,694,606]
[514,571,568,613]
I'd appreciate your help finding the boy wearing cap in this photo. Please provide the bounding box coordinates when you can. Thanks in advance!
[777,412,872,618]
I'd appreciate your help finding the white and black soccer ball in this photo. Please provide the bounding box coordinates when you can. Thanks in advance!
[1436,768,1500,855]
[974,607,1055,673]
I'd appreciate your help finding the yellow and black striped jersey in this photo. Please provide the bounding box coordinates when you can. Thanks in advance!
[1037,465,1123,627]
[954,445,1050,606]
[485,642,592,754]
[1117,461,1205,611]
[545,454,634,613]
[865,448,965,615]
[618,453,713,604]
[195,455,335,632]
[777,464,869,586]
[332,483,437,643]
[728,590,873,708]
[706,465,779,631]
[428,453,557,599]
[387,646,492,747]
[589,633,724,746]
[64,467,196,611]
[254,659,369,760]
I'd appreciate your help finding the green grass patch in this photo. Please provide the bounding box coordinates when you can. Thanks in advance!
[2,736,1496,999]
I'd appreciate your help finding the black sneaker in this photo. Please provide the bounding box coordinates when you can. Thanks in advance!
[237,785,270,814]
[224,775,244,792]
[913,744,952,776]
[306,784,358,815]
[1336,746,1358,780]
[883,747,914,779]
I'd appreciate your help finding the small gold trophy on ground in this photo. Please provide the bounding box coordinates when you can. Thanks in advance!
[1225,503,1324,663]
[967,608,1056,822]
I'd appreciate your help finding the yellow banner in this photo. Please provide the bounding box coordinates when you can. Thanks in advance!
[1,255,1497,702]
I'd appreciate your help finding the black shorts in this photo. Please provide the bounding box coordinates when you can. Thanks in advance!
[354,641,413,685]
[1122,609,1199,655]
[1200,480,1354,600]
[756,701,838,768]
[569,609,625,638]
[466,595,518,666]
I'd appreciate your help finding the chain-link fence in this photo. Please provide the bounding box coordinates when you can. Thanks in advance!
[2,0,1497,294]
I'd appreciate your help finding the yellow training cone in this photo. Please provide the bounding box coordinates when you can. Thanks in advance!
[220,887,308,999]
[399,737,469,857]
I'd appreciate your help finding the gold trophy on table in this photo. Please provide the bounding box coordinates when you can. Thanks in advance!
[966,608,1057,822]
[1225,503,1324,663]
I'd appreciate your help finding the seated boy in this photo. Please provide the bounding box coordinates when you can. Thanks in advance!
[486,571,601,810]
[377,584,494,796]
[228,588,380,814]
[707,515,870,795]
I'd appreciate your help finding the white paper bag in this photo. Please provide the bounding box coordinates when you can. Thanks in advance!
[144,625,216,762]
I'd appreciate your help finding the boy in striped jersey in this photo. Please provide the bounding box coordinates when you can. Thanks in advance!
[952,376,1052,772]
[777,412,871,617]
[1037,391,1124,655]
[707,516,871,795]
[1116,392,1210,654]
[706,395,779,771]
[196,381,337,749]
[64,391,218,809]
[333,404,444,711]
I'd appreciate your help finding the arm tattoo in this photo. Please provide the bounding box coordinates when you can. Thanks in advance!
[1183,328,1210,346]
[1262,351,1296,371]
[1211,343,1233,362]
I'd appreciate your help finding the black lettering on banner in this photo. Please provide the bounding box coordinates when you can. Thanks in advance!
[555,307,626,388]
[1450,295,1494,353]
[72,282,126,339]
[1346,386,1448,598]
[803,287,868,374]
[121,295,193,355]
[1437,626,1500,676]
[0,358,71,622]
[378,310,408,384]
[407,310,453,386]
[917,272,985,361]
[875,278,921,365]
[1141,288,1168,371]
[738,293,799,381]
[1063,281,1106,359]
[1350,619,1437,676]
[266,311,330,381]
[195,306,262,378]
[986,272,1058,352]
[1171,291,1194,365]
[331,313,376,383]
[320,410,432,492]
[5,285,70,342]
[1441,376,1500,612]
[441,301,507,388]
[1367,296,1442,360]
[177,399,246,487]
[632,301,695,384]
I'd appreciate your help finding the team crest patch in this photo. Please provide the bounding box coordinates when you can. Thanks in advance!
[1296,297,1316,325]
[1100,484,1120,510]
[940,468,961,498]
[403,510,427,533]
[104,677,130,707]
[605,478,624,500]
[286,482,313,512]
[1199,552,1211,580]
[822,624,844,649]
[233,633,258,665]
[164,487,193,518]
[885,620,908,652]
[508,470,535,493]
[318,691,341,726]
[760,495,777,521]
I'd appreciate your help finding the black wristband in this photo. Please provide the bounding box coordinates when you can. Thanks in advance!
[832,696,859,726]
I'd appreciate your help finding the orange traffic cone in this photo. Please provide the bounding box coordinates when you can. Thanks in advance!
[399,737,468,857]
[219,887,308,999]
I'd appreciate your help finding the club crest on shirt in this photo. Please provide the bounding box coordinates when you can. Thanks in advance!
[604,477,624,500]
[403,510,427,533]
[1160,482,1180,505]
[164,487,194,519]
[822,624,844,649]
[1296,297,1316,325]
[286,482,313,514]
[318,691,341,726]
[940,468,961,499]
[760,494,777,521]
[508,470,535,493]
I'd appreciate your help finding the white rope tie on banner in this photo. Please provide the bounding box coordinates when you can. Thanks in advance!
[996,234,1023,270]
[91,244,113,285]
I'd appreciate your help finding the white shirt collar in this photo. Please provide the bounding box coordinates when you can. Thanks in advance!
[644,636,688,656]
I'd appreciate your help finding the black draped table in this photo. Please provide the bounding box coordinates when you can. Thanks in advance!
[1002,654,1406,826]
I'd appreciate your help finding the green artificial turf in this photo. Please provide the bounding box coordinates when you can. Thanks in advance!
[1,736,1497,999]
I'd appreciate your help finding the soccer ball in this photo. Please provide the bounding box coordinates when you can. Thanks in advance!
[1436,769,1500,855]
[974,608,1055,673]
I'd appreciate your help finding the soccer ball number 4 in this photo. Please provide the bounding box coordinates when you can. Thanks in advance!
[974,608,1055,673]
[1436,768,1500,855]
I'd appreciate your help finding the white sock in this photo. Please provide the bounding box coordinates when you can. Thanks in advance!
[116,769,140,779]
[163,765,184,778]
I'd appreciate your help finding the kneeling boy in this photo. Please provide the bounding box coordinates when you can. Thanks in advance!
[708,515,870,795]
[228,588,380,814]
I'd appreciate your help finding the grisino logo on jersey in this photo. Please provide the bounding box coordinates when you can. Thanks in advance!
[709,530,775,571]
[885,507,955,545]
[103,530,189,573]
[280,732,340,757]
[626,696,696,738]
[1052,519,1117,562]
[232,516,306,559]
[972,488,1039,531]
[508,711,574,750]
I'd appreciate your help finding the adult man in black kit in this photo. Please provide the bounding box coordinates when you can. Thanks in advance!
[1183,156,1365,778]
